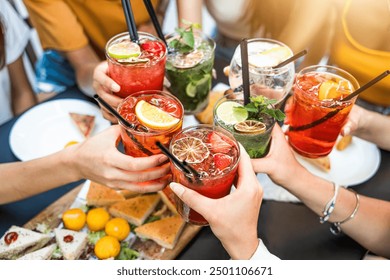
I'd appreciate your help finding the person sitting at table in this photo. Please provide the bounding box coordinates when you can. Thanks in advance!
[0,125,170,205]
[22,0,168,96]
[170,105,390,259]
[0,0,37,126]
[175,0,334,67]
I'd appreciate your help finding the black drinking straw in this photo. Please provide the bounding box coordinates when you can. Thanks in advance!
[93,94,153,156]
[289,70,390,132]
[240,39,250,105]
[121,0,139,42]
[156,141,201,182]
[273,49,308,69]
[143,0,167,46]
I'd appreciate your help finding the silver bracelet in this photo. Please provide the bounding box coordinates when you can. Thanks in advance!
[330,189,360,235]
[319,183,342,224]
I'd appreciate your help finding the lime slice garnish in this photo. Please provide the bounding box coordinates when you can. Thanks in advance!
[172,50,204,69]
[249,46,292,68]
[234,120,266,134]
[185,74,211,97]
[108,41,141,59]
[171,137,210,164]
[216,101,248,125]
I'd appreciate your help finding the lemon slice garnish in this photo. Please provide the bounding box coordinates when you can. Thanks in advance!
[135,100,180,130]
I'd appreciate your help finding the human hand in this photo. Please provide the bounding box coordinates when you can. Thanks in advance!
[66,125,170,193]
[92,61,122,123]
[251,123,306,187]
[341,105,368,136]
[170,146,262,259]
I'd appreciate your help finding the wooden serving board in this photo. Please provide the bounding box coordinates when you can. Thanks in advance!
[23,184,202,260]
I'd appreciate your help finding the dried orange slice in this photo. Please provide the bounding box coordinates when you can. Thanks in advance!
[171,137,210,164]
[135,100,180,130]
[172,50,204,69]
[234,120,266,134]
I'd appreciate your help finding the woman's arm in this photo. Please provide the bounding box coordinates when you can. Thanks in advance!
[0,126,170,205]
[8,55,37,115]
[176,0,203,26]
[252,124,390,258]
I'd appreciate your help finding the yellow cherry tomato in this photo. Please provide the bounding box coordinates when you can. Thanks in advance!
[94,236,121,260]
[62,208,86,231]
[86,208,110,232]
[105,218,130,241]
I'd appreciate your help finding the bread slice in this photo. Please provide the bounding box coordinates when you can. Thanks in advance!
[0,226,52,259]
[158,186,178,214]
[134,215,185,249]
[86,181,126,207]
[54,228,88,260]
[18,243,57,260]
[195,90,225,125]
[109,194,161,226]
[69,112,95,138]
[119,189,140,199]
[336,135,353,151]
[302,155,331,172]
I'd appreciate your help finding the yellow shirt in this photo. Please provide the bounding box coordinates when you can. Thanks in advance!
[329,0,390,106]
[24,0,160,57]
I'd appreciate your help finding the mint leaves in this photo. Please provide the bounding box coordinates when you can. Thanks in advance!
[234,96,285,122]
[168,21,202,54]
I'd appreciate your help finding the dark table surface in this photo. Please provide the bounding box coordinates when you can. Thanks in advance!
[1,61,390,260]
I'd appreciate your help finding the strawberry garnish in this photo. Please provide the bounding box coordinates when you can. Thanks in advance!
[214,153,232,171]
[140,41,165,56]
[207,132,232,153]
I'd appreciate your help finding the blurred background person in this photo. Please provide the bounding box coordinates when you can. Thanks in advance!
[328,0,390,114]
[176,0,334,68]
[23,0,168,96]
[0,0,37,126]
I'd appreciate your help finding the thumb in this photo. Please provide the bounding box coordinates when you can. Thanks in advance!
[169,182,213,219]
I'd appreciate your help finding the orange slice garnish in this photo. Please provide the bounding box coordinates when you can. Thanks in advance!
[234,120,266,134]
[171,137,210,164]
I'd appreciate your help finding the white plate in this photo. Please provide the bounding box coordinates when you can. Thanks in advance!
[259,137,381,202]
[10,99,111,161]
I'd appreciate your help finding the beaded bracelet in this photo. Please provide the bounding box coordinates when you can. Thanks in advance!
[330,189,360,235]
[319,183,342,224]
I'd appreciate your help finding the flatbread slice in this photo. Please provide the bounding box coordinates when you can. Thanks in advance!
[158,186,178,214]
[69,112,95,138]
[54,228,88,260]
[86,181,126,207]
[302,155,331,172]
[134,215,185,249]
[109,194,161,226]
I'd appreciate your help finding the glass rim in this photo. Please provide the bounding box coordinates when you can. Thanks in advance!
[169,124,241,178]
[117,90,184,136]
[105,31,167,66]
[295,65,360,105]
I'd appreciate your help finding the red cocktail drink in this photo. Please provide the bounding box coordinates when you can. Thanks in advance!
[117,90,183,157]
[169,125,240,226]
[287,66,359,158]
[106,32,167,98]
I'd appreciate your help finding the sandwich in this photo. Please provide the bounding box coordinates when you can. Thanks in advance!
[158,186,178,214]
[302,155,331,172]
[109,194,161,226]
[54,228,88,260]
[0,226,52,260]
[17,243,57,260]
[134,215,185,249]
[69,112,95,138]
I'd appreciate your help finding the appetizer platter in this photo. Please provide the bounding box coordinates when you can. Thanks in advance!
[0,181,201,260]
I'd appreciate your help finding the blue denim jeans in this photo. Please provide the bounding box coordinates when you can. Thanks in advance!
[34,50,76,93]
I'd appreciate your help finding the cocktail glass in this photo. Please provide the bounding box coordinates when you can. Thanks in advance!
[165,31,216,114]
[117,90,183,157]
[213,92,275,158]
[229,38,295,108]
[106,32,167,98]
[287,65,359,158]
[169,124,240,226]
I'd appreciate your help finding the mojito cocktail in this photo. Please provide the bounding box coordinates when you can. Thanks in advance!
[118,90,183,157]
[106,32,167,98]
[166,29,215,114]
[169,125,240,225]
[287,65,359,158]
